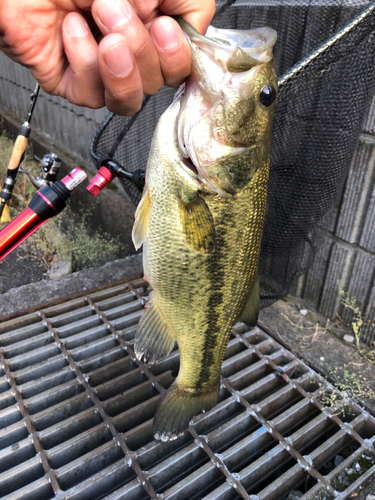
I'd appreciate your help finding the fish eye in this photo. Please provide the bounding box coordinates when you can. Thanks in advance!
[259,85,276,107]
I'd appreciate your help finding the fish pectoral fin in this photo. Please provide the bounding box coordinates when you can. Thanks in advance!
[132,188,151,250]
[239,272,260,327]
[153,382,220,442]
[134,294,175,365]
[178,194,215,253]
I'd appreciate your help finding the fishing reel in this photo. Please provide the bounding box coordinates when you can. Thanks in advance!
[19,153,61,188]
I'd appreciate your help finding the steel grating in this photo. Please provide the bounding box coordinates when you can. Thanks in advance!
[0,276,374,500]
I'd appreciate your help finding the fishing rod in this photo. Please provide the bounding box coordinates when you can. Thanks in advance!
[0,157,145,261]
[0,168,87,261]
[0,82,40,220]
[0,76,147,261]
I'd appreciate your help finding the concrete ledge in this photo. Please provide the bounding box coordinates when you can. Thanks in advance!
[259,296,375,417]
[0,253,143,318]
[49,252,73,280]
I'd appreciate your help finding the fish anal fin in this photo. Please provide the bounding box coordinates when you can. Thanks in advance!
[153,382,220,442]
[132,188,151,250]
[239,272,260,327]
[134,295,174,365]
[178,194,215,253]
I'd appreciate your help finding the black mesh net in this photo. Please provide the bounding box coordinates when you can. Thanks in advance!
[90,0,375,308]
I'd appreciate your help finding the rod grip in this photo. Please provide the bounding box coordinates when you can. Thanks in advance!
[7,135,29,171]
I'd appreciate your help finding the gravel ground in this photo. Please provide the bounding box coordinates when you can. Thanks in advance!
[0,246,46,294]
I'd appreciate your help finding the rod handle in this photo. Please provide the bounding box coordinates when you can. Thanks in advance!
[7,135,29,171]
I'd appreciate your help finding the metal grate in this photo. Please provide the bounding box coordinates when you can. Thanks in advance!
[0,276,374,500]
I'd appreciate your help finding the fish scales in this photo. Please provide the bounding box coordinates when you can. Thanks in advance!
[132,18,277,441]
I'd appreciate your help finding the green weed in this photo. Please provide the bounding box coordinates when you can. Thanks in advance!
[316,289,375,414]
[339,287,375,365]
[17,204,127,272]
[319,365,375,414]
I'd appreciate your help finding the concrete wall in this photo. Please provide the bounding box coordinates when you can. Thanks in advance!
[0,52,107,165]
[292,96,375,345]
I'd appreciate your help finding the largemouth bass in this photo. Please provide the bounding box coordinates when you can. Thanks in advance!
[132,18,277,442]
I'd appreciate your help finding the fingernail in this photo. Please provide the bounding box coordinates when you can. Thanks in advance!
[104,42,134,77]
[97,0,131,30]
[66,14,90,38]
[152,18,181,51]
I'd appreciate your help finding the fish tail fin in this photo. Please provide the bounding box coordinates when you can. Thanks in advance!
[135,294,175,365]
[153,382,220,442]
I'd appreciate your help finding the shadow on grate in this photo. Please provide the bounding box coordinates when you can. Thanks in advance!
[0,276,375,500]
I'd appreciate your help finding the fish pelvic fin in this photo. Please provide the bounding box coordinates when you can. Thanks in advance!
[178,194,215,253]
[132,187,151,250]
[239,271,259,327]
[134,294,175,365]
[153,381,220,442]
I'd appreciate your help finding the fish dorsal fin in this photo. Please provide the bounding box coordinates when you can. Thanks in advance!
[178,194,215,253]
[239,272,259,327]
[134,293,175,364]
[132,188,151,250]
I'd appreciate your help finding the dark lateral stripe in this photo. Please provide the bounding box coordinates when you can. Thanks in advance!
[194,213,230,391]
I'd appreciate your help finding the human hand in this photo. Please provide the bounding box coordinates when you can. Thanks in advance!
[0,0,215,115]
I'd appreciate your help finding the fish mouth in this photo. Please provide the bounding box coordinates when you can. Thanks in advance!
[176,17,277,51]
[175,56,251,195]
[175,16,277,71]
[179,142,225,195]
[176,78,223,193]
[175,17,276,195]
[181,156,198,176]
